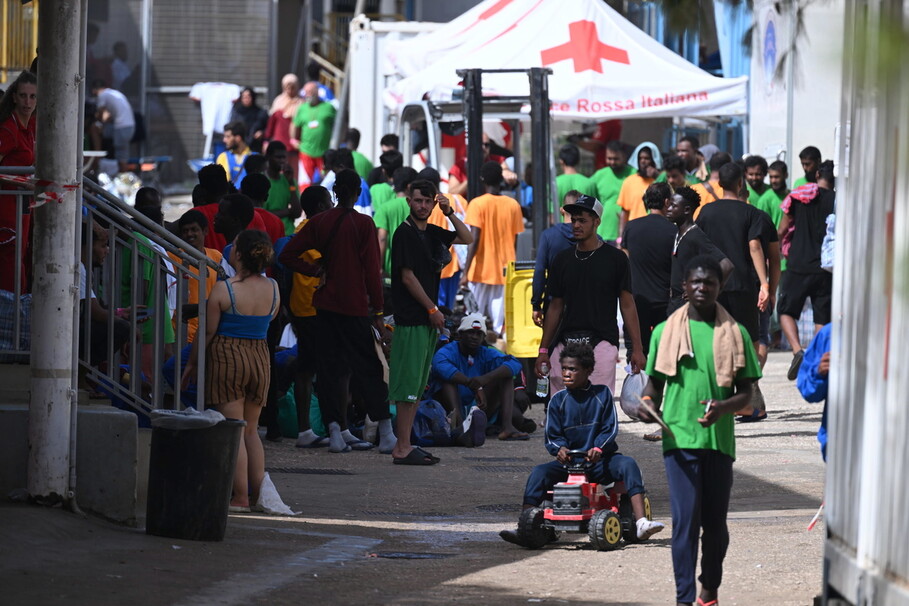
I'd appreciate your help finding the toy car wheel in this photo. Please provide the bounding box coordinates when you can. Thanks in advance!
[588,510,623,551]
[517,507,552,549]
[538,501,561,543]
[643,494,652,520]
[619,494,638,544]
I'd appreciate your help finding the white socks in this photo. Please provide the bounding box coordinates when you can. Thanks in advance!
[377,418,396,454]
[327,422,350,453]
[295,428,321,447]
[636,517,665,540]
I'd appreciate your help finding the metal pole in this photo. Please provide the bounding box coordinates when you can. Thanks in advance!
[28,0,82,505]
[291,0,311,76]
[140,0,153,158]
[529,67,552,256]
[329,0,366,148]
[460,68,484,202]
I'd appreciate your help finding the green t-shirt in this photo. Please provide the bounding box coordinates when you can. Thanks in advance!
[292,101,336,158]
[754,187,787,271]
[351,150,374,180]
[264,174,295,235]
[655,171,703,185]
[555,172,597,208]
[591,164,634,241]
[753,188,786,228]
[373,196,410,277]
[369,182,396,213]
[746,184,770,206]
[119,233,175,345]
[645,318,762,459]
[793,176,808,188]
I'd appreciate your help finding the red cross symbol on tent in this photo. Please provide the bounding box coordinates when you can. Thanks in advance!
[540,20,630,72]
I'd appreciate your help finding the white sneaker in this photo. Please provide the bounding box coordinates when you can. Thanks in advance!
[636,518,665,541]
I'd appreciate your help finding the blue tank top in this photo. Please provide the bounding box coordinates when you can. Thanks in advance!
[216,278,277,339]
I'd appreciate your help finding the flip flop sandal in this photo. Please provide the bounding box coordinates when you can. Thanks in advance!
[736,409,768,423]
[498,432,530,441]
[696,598,718,606]
[392,448,438,465]
[413,446,440,463]
[296,436,331,448]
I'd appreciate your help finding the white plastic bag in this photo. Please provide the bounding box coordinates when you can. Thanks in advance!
[820,213,835,272]
[255,472,299,516]
[619,369,649,421]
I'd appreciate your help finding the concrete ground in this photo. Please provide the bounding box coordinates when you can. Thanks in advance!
[1,352,826,605]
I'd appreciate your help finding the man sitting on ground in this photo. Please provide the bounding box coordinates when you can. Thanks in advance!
[500,343,665,546]
[430,313,530,441]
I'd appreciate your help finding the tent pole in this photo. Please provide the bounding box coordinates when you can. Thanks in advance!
[459,69,484,202]
[529,67,552,256]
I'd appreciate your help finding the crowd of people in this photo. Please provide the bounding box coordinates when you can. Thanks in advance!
[2,64,837,605]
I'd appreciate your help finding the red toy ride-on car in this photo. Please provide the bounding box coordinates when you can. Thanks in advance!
[516,449,653,550]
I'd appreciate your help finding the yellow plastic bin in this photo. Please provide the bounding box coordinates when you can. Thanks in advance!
[504,261,541,358]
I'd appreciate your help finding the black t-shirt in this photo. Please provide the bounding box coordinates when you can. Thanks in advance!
[670,225,727,300]
[788,188,835,273]
[548,243,631,347]
[753,209,779,255]
[622,214,676,305]
[696,199,766,293]
[391,219,456,325]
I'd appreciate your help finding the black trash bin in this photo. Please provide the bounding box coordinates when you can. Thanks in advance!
[146,416,246,541]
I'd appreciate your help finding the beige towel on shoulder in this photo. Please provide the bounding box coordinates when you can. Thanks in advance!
[654,303,746,388]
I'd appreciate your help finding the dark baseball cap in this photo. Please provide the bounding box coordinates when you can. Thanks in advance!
[563,194,603,218]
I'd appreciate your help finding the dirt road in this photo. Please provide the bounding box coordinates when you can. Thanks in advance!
[1,352,825,605]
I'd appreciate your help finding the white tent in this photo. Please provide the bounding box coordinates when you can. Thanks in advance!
[384,0,747,120]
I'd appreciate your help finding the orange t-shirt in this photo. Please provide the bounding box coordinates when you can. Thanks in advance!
[427,193,467,279]
[691,183,718,219]
[464,193,524,285]
[167,247,223,343]
[617,174,655,221]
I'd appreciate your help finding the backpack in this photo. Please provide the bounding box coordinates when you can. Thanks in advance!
[411,399,452,447]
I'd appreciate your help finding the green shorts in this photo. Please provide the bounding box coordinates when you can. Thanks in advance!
[388,324,438,403]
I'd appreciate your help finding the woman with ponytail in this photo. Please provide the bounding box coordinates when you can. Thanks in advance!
[183,229,288,512]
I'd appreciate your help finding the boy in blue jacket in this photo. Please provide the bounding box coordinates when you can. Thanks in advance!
[500,343,664,545]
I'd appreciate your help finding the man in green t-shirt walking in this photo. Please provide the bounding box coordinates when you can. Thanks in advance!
[591,140,634,243]
[555,143,596,209]
[641,255,761,606]
[290,81,336,188]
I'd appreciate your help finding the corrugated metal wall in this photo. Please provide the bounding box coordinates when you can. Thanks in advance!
[148,0,271,185]
[825,0,909,603]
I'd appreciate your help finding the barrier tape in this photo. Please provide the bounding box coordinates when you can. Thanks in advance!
[0,174,81,208]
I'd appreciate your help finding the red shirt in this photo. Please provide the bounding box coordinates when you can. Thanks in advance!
[196,202,269,251]
[0,114,36,228]
[278,206,383,317]
[254,207,286,243]
[0,113,36,168]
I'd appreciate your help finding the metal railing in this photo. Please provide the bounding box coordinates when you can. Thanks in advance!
[1,167,223,418]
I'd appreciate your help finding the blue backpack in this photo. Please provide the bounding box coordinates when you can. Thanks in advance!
[411,400,452,447]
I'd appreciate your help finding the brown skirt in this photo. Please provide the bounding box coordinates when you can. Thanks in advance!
[205,335,270,407]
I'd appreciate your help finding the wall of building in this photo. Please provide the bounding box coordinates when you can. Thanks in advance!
[88,0,273,188]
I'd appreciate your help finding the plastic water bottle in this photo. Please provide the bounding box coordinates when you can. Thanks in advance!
[535,362,550,398]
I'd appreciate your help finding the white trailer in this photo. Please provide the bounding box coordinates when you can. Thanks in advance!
[347,15,440,163]
[749,0,846,167]
[824,0,909,603]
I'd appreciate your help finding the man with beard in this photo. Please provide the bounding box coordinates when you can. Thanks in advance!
[744,155,770,204]
[387,179,472,465]
[591,140,634,244]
